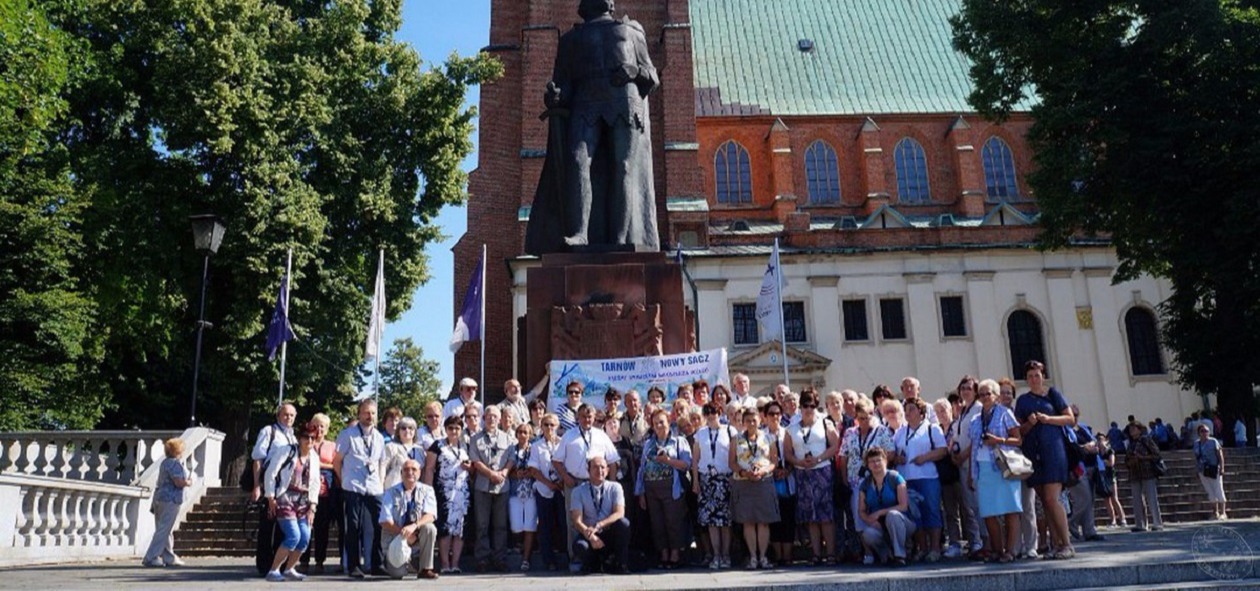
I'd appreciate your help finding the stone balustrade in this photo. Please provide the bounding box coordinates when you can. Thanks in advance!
[0,431,182,485]
[0,427,224,566]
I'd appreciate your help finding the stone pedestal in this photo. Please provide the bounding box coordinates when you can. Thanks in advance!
[520,252,695,390]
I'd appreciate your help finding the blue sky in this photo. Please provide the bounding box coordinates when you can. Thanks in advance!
[381,1,491,393]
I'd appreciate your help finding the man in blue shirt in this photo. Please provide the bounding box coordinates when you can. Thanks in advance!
[335,398,386,578]
[379,460,439,580]
[569,455,630,574]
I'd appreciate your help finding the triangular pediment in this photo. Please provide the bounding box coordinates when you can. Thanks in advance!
[981,202,1035,226]
[729,340,832,371]
[860,204,912,229]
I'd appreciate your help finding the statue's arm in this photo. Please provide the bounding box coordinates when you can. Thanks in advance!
[628,22,658,95]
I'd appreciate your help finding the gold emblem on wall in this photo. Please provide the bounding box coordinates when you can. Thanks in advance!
[1076,307,1094,330]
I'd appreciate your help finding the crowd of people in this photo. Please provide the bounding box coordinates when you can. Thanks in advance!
[207,360,1236,581]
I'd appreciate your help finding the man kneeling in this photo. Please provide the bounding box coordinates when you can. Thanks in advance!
[570,455,630,574]
[379,459,439,579]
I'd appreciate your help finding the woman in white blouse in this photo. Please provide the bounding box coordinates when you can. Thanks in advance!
[782,388,840,565]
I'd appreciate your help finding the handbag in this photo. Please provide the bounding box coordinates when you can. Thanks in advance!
[994,447,1034,480]
[1151,458,1168,478]
[1091,466,1114,498]
[929,428,960,486]
[773,477,792,498]
[1202,463,1219,479]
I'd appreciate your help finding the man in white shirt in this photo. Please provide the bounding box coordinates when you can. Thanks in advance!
[249,402,297,575]
[730,373,758,408]
[334,399,387,578]
[552,404,620,551]
[379,460,439,579]
[443,377,479,420]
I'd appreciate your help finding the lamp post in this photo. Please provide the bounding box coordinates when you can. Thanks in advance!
[189,214,226,427]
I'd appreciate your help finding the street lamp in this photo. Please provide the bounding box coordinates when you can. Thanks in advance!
[189,214,226,427]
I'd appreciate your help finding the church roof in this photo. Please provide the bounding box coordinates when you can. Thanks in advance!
[690,0,1037,116]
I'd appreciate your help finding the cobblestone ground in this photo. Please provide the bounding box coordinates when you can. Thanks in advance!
[9,521,1260,590]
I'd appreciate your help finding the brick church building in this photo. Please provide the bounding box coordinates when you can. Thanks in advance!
[453,0,1198,425]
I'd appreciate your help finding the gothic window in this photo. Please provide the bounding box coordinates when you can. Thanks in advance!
[894,137,931,204]
[715,140,752,204]
[982,137,1020,200]
[804,140,841,204]
[1125,307,1165,375]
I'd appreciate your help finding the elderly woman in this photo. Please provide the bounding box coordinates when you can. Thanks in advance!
[1125,422,1164,532]
[262,425,321,581]
[780,390,800,427]
[528,414,565,571]
[731,407,780,569]
[143,438,192,568]
[383,416,424,490]
[417,402,445,450]
[692,402,737,569]
[783,389,841,565]
[762,400,797,566]
[1193,423,1227,520]
[880,399,904,434]
[636,408,692,570]
[509,423,538,571]
[300,413,340,573]
[933,398,966,559]
[424,415,472,574]
[1014,360,1077,559]
[970,379,1023,563]
[839,395,896,565]
[893,397,947,562]
[857,448,915,566]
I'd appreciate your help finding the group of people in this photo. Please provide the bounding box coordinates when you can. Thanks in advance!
[224,360,1226,580]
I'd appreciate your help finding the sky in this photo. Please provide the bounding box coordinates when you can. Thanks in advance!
[381,0,491,394]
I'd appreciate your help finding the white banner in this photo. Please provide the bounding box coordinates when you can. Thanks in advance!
[547,348,729,409]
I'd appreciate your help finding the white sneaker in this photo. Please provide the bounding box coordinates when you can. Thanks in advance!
[166,557,186,567]
[943,544,962,559]
[709,557,721,570]
[283,568,306,581]
[1024,549,1039,560]
[265,570,285,582]
[719,556,731,569]
[759,556,774,569]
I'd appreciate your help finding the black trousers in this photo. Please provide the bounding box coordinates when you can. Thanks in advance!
[302,487,342,567]
[572,517,630,572]
[254,504,281,575]
[342,491,382,572]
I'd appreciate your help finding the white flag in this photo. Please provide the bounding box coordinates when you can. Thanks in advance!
[365,251,386,362]
[755,240,783,342]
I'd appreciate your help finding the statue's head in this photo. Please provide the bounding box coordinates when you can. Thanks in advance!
[578,0,614,20]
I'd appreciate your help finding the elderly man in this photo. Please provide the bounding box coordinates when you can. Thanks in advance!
[250,402,297,575]
[900,376,939,424]
[553,403,621,554]
[500,379,535,433]
[469,405,514,572]
[443,377,480,420]
[334,399,387,578]
[569,455,630,574]
[730,373,756,408]
[619,391,649,447]
[379,460,439,580]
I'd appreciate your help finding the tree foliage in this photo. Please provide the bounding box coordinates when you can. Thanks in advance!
[953,0,1260,421]
[375,338,442,420]
[0,0,500,436]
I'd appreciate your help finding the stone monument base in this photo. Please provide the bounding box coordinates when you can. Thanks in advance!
[519,252,695,391]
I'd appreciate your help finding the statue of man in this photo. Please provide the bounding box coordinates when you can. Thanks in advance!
[525,0,660,255]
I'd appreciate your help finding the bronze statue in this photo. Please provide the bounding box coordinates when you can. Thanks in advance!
[525,0,660,255]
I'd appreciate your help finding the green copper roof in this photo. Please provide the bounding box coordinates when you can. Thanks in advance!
[690,0,1036,116]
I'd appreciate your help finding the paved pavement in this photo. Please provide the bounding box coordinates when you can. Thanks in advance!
[10,521,1260,590]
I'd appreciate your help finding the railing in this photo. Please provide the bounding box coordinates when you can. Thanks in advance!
[0,427,224,566]
[0,431,182,485]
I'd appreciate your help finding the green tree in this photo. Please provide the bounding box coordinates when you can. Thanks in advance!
[375,338,441,419]
[0,0,501,444]
[952,0,1260,431]
[0,0,108,429]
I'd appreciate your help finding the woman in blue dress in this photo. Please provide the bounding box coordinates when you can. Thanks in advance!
[1013,360,1076,559]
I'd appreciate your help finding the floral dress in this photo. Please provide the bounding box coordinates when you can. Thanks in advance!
[428,439,470,537]
[839,424,895,486]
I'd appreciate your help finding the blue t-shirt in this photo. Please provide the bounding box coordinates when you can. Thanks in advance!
[860,470,906,513]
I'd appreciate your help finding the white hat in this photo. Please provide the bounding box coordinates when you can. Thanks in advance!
[386,535,411,569]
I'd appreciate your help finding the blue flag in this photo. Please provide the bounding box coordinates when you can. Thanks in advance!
[265,274,294,361]
[449,252,483,353]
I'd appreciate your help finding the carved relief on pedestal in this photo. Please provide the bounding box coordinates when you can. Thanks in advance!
[551,303,664,360]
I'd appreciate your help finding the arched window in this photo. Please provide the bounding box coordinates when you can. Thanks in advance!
[982,137,1020,200]
[1125,307,1165,375]
[1007,309,1047,378]
[894,137,930,203]
[804,140,841,204]
[715,140,752,205]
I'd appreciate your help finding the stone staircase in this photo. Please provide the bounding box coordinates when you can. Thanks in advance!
[174,486,340,558]
[1094,446,1260,525]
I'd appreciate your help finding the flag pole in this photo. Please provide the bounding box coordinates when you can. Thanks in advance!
[479,244,487,408]
[775,239,789,389]
[373,248,384,402]
[277,248,292,408]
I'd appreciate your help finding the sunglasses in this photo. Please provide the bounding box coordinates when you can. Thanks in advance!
[568,390,582,395]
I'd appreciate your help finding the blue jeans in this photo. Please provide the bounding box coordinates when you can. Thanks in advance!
[907,478,944,529]
[278,518,311,552]
[536,491,567,565]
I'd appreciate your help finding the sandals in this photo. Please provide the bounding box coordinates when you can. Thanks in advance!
[1051,547,1076,560]
[998,553,1015,564]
